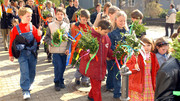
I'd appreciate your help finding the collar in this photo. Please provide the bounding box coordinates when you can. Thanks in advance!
[92,28,101,37]
[54,19,63,25]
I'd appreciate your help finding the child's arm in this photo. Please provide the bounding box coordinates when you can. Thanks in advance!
[32,25,41,43]
[9,28,18,62]
[126,55,140,74]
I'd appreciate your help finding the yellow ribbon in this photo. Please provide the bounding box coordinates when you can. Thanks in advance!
[76,49,82,60]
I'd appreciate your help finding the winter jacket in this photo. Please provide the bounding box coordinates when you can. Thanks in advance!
[90,11,98,24]
[66,6,74,22]
[79,28,114,80]
[155,57,180,101]
[108,27,127,51]
[126,52,160,93]
[1,4,16,29]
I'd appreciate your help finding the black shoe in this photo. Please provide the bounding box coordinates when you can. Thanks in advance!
[88,96,94,101]
[60,83,66,89]
[75,79,80,85]
[55,83,60,91]
[47,58,52,63]
[5,47,8,51]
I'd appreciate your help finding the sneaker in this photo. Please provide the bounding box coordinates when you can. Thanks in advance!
[23,91,30,100]
[55,83,60,91]
[60,83,66,89]
[82,82,90,87]
[75,79,80,85]
[88,96,94,101]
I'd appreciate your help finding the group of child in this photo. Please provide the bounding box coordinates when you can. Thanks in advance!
[8,1,180,101]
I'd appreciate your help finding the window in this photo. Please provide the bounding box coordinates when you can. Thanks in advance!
[128,0,135,7]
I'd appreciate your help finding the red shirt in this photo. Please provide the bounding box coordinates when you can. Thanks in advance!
[9,23,41,57]
[79,23,87,32]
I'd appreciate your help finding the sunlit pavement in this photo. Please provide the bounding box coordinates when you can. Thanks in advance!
[0,26,177,101]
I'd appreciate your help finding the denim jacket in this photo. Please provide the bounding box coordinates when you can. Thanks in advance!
[108,27,127,51]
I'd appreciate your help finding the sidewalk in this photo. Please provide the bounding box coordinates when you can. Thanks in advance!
[0,25,177,101]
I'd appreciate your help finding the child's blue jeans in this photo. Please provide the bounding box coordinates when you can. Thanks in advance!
[106,60,121,98]
[53,54,67,84]
[18,50,37,92]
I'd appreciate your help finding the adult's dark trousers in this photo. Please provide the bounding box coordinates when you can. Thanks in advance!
[165,23,174,37]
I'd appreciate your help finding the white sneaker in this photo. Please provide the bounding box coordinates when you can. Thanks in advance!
[23,92,30,100]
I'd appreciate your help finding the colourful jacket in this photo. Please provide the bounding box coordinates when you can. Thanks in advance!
[126,52,160,93]
[79,28,114,80]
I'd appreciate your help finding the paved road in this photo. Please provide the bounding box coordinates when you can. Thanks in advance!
[0,26,177,101]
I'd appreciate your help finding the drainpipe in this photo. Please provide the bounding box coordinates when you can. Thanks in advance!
[120,65,132,101]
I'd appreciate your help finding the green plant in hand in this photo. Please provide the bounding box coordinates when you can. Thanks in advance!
[171,35,180,60]
[77,28,99,54]
[52,29,67,45]
[42,10,51,19]
[131,20,147,38]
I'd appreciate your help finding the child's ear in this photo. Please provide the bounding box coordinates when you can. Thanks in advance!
[19,15,22,19]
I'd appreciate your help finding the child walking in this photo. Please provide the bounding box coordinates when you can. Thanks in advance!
[9,7,41,100]
[79,20,113,101]
[154,37,170,67]
[126,36,160,101]
[45,7,70,91]
[71,9,92,87]
[106,10,128,98]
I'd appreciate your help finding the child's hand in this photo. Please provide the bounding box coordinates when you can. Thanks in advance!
[135,63,140,71]
[38,26,42,36]
[106,57,110,60]
[89,54,94,58]
[65,50,69,55]
[9,56,14,62]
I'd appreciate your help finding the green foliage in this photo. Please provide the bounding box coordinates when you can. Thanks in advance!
[0,0,3,4]
[52,29,67,44]
[176,11,180,23]
[159,9,168,18]
[171,35,180,60]
[42,10,51,19]
[71,52,80,67]
[114,33,142,60]
[77,29,99,54]
[144,1,163,18]
[38,0,46,4]
[131,20,147,38]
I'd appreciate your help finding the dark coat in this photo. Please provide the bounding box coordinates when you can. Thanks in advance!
[66,6,74,22]
[155,57,180,101]
[1,5,16,29]
[90,11,98,24]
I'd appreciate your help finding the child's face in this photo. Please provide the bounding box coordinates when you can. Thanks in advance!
[20,13,32,23]
[109,11,117,21]
[47,3,51,8]
[116,16,125,29]
[96,6,101,13]
[47,17,53,23]
[80,16,88,24]
[157,45,169,55]
[131,18,142,24]
[55,12,64,21]
[69,2,73,6]
[143,43,152,54]
[97,27,110,36]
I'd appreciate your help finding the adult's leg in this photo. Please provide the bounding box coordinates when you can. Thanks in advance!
[165,23,169,37]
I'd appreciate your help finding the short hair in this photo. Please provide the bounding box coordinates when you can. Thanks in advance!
[131,9,143,19]
[69,0,73,2]
[18,7,32,16]
[96,3,101,8]
[12,18,19,25]
[97,20,112,31]
[46,14,53,18]
[103,2,112,12]
[46,1,52,5]
[18,0,24,5]
[154,37,169,53]
[141,36,154,52]
[56,7,66,15]
[170,3,175,8]
[108,6,120,15]
[80,9,90,19]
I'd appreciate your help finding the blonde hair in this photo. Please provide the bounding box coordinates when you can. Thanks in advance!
[56,7,66,15]
[103,2,112,12]
[18,7,32,16]
[114,10,128,30]
[108,6,120,15]
[46,1,52,5]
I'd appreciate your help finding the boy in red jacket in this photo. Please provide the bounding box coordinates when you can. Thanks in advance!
[9,7,41,100]
[79,20,114,101]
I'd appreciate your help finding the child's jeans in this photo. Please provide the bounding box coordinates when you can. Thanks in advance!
[106,60,121,98]
[74,68,89,83]
[88,78,102,101]
[53,54,67,84]
[18,51,37,92]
